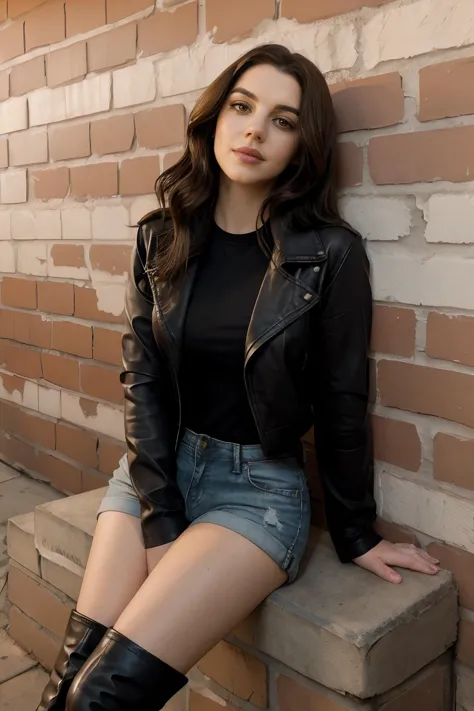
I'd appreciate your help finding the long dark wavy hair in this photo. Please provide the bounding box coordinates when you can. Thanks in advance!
[154,43,346,280]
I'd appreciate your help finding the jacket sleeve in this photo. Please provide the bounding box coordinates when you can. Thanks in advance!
[312,237,382,563]
[120,224,188,549]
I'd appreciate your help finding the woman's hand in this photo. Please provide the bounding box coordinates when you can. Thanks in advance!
[353,540,440,584]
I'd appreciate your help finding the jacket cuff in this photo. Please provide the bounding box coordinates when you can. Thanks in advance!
[335,528,383,564]
[142,512,189,549]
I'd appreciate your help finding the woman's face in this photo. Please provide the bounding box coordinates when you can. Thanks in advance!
[214,64,301,187]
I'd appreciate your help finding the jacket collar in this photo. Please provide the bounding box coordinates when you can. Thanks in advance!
[270,215,327,267]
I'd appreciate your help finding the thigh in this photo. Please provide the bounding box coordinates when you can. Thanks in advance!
[114,522,287,674]
[77,512,148,628]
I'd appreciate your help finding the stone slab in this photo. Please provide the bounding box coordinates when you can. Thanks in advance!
[40,557,83,601]
[0,462,20,484]
[0,476,64,524]
[0,666,49,710]
[7,512,41,576]
[0,627,37,683]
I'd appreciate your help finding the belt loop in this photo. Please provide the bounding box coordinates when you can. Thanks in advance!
[233,443,241,474]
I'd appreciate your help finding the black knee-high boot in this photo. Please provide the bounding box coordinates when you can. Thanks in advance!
[65,628,188,711]
[37,610,108,711]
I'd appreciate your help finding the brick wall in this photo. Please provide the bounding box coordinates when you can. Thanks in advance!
[0,0,473,702]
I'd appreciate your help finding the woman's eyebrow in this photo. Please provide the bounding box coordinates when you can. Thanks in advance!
[229,87,300,116]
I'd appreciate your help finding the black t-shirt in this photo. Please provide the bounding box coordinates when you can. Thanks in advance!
[180,221,270,444]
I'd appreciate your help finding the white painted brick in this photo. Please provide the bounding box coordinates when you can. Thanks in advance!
[11,210,62,241]
[61,391,125,441]
[95,284,127,318]
[17,242,48,277]
[38,385,61,419]
[9,128,48,166]
[0,374,38,411]
[92,205,130,241]
[418,194,474,244]
[29,86,67,127]
[130,196,158,226]
[362,0,474,70]
[0,211,11,240]
[113,62,156,108]
[0,170,27,204]
[340,197,412,241]
[0,241,15,272]
[369,248,474,310]
[0,97,28,135]
[61,206,92,240]
[47,246,89,281]
[376,470,474,553]
[159,19,356,97]
[65,74,111,120]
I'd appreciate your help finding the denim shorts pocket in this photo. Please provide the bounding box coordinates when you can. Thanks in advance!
[245,457,304,499]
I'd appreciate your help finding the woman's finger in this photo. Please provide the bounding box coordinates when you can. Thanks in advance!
[357,557,402,584]
[383,549,439,575]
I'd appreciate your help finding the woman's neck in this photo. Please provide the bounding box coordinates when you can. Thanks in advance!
[214,174,270,234]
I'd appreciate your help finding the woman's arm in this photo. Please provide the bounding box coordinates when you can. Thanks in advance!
[312,235,382,563]
[120,224,188,549]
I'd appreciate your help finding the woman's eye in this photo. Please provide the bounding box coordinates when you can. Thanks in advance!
[275,117,294,130]
[231,101,250,113]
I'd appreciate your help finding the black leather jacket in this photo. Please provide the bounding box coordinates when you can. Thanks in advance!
[121,209,382,563]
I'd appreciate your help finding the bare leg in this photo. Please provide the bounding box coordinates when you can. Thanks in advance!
[114,522,287,674]
[76,512,171,627]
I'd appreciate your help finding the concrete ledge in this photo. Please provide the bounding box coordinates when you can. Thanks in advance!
[11,490,459,701]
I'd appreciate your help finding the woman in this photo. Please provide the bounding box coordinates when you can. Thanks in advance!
[38,44,440,711]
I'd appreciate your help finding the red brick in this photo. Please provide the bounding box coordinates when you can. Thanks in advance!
[25,0,65,52]
[135,105,185,150]
[37,281,74,315]
[46,42,87,89]
[419,58,474,122]
[198,641,267,708]
[378,360,474,429]
[98,438,125,475]
[49,122,90,162]
[206,0,274,43]
[89,245,131,278]
[66,0,106,38]
[428,541,474,611]
[189,691,238,711]
[1,277,37,309]
[330,73,404,133]
[336,142,363,188]
[374,519,420,547]
[0,309,14,339]
[56,421,98,469]
[8,0,45,17]
[0,401,55,449]
[52,321,92,358]
[371,305,416,357]
[0,21,25,64]
[9,605,61,673]
[0,341,42,379]
[50,244,86,269]
[80,363,123,405]
[90,115,135,156]
[9,310,52,349]
[458,619,474,671]
[74,286,124,324]
[426,312,474,368]
[378,663,448,711]
[70,163,118,199]
[434,432,474,491]
[277,674,346,711]
[138,2,198,57]
[282,0,392,22]
[41,352,79,391]
[369,125,474,185]
[87,23,136,72]
[37,449,82,494]
[120,156,160,196]
[372,415,421,472]
[93,327,123,367]
[82,469,110,492]
[10,55,46,96]
[0,0,6,21]
[106,0,152,23]
[32,167,70,200]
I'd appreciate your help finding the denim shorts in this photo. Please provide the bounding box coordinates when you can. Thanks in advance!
[97,429,311,583]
